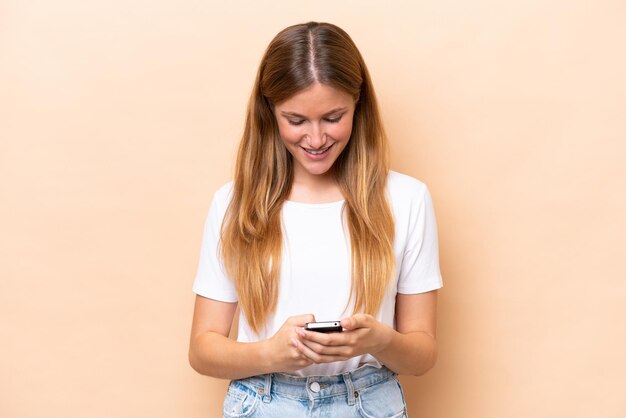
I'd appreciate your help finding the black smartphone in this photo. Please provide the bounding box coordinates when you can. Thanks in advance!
[304,321,343,333]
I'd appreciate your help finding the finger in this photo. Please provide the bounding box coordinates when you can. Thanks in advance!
[297,337,327,353]
[341,313,371,330]
[340,317,354,330]
[298,337,352,357]
[297,328,345,346]
[293,338,346,363]
[290,339,315,363]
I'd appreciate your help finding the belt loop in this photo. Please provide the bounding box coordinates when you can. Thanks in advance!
[342,371,356,406]
[262,373,272,403]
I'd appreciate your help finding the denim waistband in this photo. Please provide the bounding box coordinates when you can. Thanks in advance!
[232,364,396,404]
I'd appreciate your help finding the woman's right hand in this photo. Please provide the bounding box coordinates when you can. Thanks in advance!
[262,314,316,374]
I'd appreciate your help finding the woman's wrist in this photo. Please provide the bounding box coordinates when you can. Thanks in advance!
[254,339,274,375]
[373,322,396,355]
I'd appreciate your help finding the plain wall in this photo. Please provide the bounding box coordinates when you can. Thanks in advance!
[1,1,625,417]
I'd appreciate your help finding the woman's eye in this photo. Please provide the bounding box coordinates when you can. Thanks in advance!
[288,119,304,126]
[325,116,342,123]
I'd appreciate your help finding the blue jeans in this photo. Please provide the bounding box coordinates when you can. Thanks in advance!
[222,364,408,417]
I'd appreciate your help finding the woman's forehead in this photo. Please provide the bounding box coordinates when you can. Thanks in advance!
[275,83,354,114]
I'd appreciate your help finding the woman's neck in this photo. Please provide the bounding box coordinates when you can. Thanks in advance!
[288,173,344,204]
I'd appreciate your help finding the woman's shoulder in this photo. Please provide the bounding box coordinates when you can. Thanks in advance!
[386,171,437,226]
[207,181,235,215]
[386,170,429,202]
[214,180,234,201]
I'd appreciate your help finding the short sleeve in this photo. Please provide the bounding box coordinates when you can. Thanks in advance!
[192,183,238,302]
[396,184,443,294]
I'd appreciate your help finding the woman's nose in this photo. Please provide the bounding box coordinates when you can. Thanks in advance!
[305,124,326,148]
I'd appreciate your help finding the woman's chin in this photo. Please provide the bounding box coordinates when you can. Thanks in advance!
[293,161,335,179]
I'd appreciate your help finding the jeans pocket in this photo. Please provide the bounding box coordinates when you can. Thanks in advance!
[222,381,261,418]
[355,376,407,418]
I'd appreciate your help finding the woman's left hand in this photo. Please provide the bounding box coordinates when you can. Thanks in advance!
[293,314,394,363]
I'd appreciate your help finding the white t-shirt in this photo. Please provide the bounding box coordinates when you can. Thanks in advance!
[193,171,443,376]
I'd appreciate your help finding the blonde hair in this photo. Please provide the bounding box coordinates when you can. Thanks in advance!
[221,22,395,333]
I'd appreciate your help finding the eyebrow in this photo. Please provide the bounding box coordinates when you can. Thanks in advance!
[279,107,348,118]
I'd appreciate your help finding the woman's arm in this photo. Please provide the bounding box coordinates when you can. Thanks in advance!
[371,291,438,376]
[188,295,314,379]
[293,290,438,376]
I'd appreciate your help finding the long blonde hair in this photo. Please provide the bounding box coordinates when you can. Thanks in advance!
[221,22,395,333]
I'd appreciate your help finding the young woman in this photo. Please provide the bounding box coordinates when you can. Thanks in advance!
[189,22,443,417]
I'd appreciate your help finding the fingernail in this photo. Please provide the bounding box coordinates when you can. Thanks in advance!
[290,338,298,347]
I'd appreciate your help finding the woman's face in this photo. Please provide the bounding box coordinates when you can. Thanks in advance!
[274,83,355,183]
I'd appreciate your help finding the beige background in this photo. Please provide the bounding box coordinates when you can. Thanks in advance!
[1,0,625,417]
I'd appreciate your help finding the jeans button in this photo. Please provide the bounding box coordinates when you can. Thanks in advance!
[309,381,320,393]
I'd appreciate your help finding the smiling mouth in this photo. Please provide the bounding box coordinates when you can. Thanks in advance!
[302,144,332,155]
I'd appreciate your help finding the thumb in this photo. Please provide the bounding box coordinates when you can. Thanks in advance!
[341,316,356,330]
[342,314,370,330]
